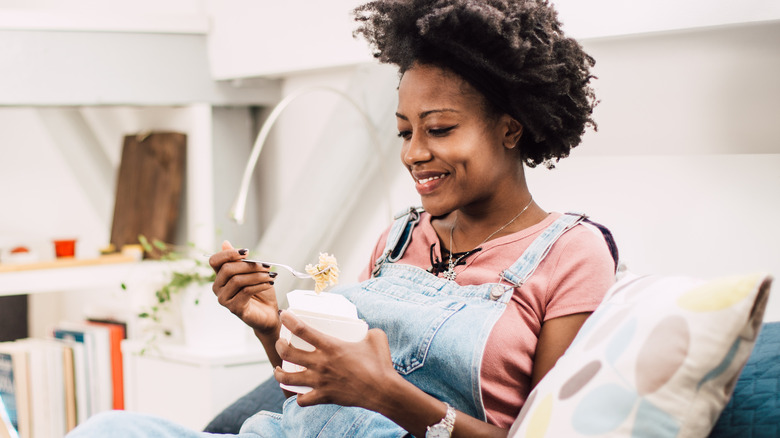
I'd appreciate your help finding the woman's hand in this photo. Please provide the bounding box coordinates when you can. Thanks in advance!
[273,311,397,411]
[209,241,279,335]
[273,311,508,437]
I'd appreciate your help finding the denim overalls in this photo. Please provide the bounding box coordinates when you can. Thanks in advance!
[239,210,587,438]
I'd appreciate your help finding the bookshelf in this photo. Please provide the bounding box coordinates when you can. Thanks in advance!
[0,257,184,296]
[0,258,272,435]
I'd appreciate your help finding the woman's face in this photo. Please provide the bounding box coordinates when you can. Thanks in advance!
[396,64,522,217]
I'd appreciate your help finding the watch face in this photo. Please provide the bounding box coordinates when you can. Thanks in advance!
[425,425,450,438]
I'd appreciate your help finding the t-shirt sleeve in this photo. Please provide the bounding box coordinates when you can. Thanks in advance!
[542,224,616,321]
[358,226,392,282]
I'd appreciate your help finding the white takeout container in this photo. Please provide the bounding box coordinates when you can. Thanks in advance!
[279,289,368,394]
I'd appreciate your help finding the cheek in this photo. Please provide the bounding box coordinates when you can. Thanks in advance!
[458,148,507,184]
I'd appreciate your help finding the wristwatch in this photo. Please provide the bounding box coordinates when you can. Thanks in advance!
[426,402,456,437]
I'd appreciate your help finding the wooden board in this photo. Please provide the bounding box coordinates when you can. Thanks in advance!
[110,132,186,257]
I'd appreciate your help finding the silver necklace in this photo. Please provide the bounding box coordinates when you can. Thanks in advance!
[444,197,534,281]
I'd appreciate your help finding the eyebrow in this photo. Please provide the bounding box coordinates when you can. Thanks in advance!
[395,108,459,121]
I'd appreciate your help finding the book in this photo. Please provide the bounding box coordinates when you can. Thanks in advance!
[0,344,29,438]
[11,339,67,438]
[61,346,76,432]
[0,352,18,436]
[51,329,92,423]
[53,323,112,415]
[0,395,20,438]
[87,319,126,410]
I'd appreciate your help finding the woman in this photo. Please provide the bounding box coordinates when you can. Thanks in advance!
[211,0,615,436]
[68,0,615,437]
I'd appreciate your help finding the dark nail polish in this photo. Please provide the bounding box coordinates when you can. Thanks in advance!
[238,248,248,255]
[269,272,278,278]
[262,263,271,268]
[269,281,275,286]
[278,309,283,315]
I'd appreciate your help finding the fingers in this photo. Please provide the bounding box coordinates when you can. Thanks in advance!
[216,280,273,309]
[275,311,337,372]
[273,367,321,406]
[274,322,396,409]
[274,365,310,386]
[211,247,275,293]
[209,241,247,271]
[365,329,391,352]
[218,267,275,297]
[279,311,335,352]
[208,242,279,318]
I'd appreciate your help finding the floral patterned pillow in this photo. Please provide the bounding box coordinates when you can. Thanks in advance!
[509,272,773,438]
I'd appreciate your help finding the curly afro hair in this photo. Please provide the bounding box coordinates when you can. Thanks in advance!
[353,0,598,168]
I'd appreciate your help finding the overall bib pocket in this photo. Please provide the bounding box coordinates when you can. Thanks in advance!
[356,278,466,375]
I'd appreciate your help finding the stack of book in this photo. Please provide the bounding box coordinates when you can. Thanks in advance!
[0,319,125,438]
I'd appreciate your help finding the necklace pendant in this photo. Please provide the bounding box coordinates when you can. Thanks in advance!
[443,269,457,281]
[443,260,457,281]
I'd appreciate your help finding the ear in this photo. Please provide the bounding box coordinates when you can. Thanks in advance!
[500,115,523,149]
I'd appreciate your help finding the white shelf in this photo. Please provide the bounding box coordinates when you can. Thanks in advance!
[0,259,178,296]
[122,340,269,367]
[0,10,210,34]
[122,339,274,431]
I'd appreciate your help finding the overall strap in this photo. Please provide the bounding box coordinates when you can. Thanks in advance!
[582,218,620,271]
[371,206,423,277]
[500,213,587,287]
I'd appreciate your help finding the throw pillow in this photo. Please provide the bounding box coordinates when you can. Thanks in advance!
[508,272,773,438]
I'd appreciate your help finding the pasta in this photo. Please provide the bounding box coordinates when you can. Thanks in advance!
[305,252,340,294]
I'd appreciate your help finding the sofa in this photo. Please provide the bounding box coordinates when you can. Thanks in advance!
[205,273,777,437]
[710,321,780,437]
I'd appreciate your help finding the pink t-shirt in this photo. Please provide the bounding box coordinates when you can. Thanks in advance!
[359,212,615,428]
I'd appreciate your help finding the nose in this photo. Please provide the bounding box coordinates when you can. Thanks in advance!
[401,132,432,166]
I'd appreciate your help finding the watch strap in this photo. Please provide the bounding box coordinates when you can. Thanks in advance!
[426,402,456,436]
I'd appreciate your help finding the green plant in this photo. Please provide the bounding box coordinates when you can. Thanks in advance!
[126,235,216,352]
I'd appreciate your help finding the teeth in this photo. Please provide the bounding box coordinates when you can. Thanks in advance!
[418,174,446,184]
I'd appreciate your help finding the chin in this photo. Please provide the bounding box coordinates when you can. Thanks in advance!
[420,199,454,218]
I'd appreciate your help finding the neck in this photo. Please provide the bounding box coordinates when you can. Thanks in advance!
[450,194,538,253]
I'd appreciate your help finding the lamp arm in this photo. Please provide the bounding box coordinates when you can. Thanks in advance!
[230,86,387,225]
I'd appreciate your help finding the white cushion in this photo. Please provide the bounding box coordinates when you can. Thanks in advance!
[508,272,773,437]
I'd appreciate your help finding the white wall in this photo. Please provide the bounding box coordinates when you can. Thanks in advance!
[0,0,206,33]
[0,107,209,257]
[553,0,780,39]
[202,0,780,80]
[0,105,266,338]
[257,20,780,319]
[0,108,110,259]
[531,21,780,319]
[2,1,779,333]
[246,63,410,301]
[204,0,371,79]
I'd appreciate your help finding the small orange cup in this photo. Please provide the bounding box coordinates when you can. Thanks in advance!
[53,239,76,258]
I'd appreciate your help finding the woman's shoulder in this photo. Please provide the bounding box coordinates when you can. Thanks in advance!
[538,213,617,319]
[549,212,617,270]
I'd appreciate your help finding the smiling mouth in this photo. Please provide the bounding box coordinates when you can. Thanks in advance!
[416,173,447,184]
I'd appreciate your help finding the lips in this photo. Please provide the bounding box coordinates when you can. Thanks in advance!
[417,174,446,184]
[412,171,449,195]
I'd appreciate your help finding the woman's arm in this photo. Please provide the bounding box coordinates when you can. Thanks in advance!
[530,312,592,388]
[274,311,508,438]
[209,241,284,370]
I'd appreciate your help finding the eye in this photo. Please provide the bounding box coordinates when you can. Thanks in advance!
[397,130,412,140]
[429,125,457,137]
